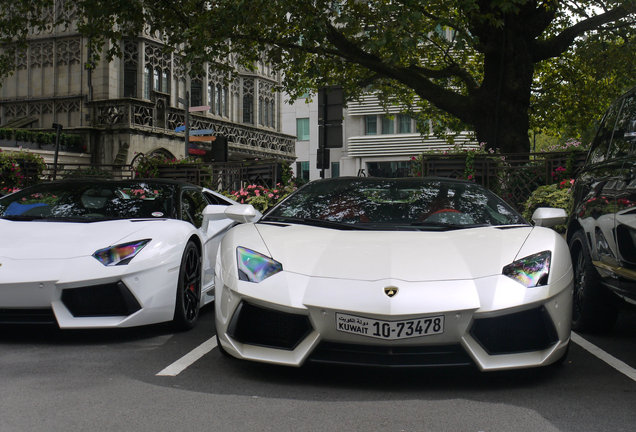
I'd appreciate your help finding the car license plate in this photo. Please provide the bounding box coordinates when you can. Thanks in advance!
[336,313,444,340]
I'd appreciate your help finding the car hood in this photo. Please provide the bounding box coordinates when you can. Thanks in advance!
[254,223,534,282]
[0,219,162,260]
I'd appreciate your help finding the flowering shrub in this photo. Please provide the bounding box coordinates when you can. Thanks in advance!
[225,182,297,212]
[522,178,574,232]
[0,149,46,190]
[540,138,588,153]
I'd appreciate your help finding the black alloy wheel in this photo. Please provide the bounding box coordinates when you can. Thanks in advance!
[569,230,619,333]
[173,241,202,331]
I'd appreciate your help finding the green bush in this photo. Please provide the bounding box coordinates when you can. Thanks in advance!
[522,179,574,232]
[62,167,114,179]
[0,128,84,149]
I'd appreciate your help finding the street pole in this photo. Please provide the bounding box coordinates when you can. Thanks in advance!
[184,91,190,159]
[52,123,63,180]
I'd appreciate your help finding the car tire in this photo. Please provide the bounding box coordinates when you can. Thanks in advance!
[173,241,201,331]
[569,230,619,333]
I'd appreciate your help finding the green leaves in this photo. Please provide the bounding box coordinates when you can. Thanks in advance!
[1,0,635,153]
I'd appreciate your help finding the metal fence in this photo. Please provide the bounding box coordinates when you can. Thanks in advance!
[421,151,587,211]
[19,160,280,193]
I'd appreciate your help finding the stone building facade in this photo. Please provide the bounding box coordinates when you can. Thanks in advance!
[0,1,295,167]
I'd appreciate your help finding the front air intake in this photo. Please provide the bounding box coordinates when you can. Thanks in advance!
[227,301,312,350]
[470,306,559,355]
[61,282,141,317]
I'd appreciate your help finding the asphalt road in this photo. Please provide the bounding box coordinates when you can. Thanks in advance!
[1,307,635,432]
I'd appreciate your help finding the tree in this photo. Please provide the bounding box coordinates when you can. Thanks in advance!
[2,0,635,153]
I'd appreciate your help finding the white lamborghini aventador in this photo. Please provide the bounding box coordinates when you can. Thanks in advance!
[0,178,238,330]
[215,177,573,371]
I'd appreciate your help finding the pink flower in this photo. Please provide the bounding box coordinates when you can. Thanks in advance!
[268,193,273,198]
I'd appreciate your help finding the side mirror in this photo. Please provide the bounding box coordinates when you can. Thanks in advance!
[201,204,231,231]
[532,207,567,227]
[224,204,262,224]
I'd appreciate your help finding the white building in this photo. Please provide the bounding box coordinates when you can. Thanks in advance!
[281,93,475,181]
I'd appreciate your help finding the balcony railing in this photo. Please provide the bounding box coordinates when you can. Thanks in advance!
[89,98,296,161]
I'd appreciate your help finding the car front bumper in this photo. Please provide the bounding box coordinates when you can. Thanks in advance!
[215,269,573,371]
[0,253,181,328]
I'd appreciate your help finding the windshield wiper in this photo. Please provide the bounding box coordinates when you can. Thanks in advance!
[1,215,102,223]
[408,221,491,230]
[1,215,47,221]
[261,216,370,230]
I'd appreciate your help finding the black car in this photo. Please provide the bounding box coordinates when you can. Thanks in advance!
[567,85,636,332]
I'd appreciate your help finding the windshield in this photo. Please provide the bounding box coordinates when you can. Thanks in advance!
[264,178,527,230]
[0,181,175,221]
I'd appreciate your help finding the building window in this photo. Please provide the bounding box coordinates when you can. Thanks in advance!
[398,114,411,133]
[296,161,310,182]
[331,162,340,178]
[154,68,161,92]
[365,116,377,135]
[144,65,152,99]
[216,84,223,116]
[162,70,169,94]
[191,80,203,107]
[124,64,137,98]
[367,161,412,178]
[222,87,229,117]
[297,118,310,140]
[243,95,254,124]
[382,116,394,134]
[208,83,214,113]
[259,97,264,126]
[270,100,275,127]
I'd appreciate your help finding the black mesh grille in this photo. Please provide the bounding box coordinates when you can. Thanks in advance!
[0,308,56,324]
[309,342,472,367]
[61,282,141,317]
[470,306,559,355]
[228,301,312,350]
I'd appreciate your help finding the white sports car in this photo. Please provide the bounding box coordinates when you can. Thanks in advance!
[215,177,573,371]
[0,179,239,330]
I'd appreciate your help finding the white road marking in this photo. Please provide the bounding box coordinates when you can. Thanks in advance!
[156,336,218,377]
[156,332,636,380]
[572,332,636,382]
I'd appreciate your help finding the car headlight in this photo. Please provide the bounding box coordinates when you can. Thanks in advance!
[237,246,282,283]
[502,251,551,287]
[93,239,151,266]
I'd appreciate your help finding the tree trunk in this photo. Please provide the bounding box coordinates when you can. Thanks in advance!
[470,28,534,154]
